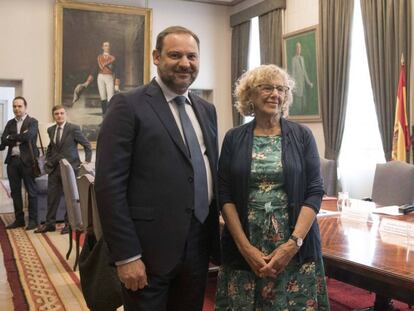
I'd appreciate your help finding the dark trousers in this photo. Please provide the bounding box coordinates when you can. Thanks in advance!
[45,167,67,225]
[7,157,38,224]
[121,215,210,311]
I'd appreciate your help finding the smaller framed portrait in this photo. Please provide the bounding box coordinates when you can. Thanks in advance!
[283,26,321,122]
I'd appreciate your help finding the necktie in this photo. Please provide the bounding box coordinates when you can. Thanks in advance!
[174,96,209,223]
[56,126,62,145]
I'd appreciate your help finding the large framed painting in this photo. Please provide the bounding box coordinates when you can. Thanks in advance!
[283,26,321,122]
[54,0,152,144]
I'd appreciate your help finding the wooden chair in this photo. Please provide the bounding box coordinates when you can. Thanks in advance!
[59,159,83,271]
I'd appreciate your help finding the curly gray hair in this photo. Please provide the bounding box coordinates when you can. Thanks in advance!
[234,64,295,117]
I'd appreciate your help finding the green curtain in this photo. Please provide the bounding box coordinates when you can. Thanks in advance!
[318,0,354,160]
[231,21,251,127]
[259,9,283,66]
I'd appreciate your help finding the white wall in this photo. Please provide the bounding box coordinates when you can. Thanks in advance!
[0,0,232,143]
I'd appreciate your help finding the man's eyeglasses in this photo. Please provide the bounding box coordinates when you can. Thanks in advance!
[256,84,290,96]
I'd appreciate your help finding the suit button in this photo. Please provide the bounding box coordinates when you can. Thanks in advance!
[185,208,192,214]
[188,177,193,183]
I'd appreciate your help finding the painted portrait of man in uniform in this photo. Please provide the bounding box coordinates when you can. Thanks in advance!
[55,1,151,143]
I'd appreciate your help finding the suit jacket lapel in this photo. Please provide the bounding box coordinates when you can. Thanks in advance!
[189,93,216,174]
[146,80,190,161]
[50,124,58,147]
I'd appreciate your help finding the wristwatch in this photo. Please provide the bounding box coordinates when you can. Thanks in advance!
[289,234,303,247]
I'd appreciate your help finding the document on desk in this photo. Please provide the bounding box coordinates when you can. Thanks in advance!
[372,205,403,216]
[318,209,340,217]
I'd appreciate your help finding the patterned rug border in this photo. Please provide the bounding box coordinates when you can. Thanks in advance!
[3,216,65,310]
[0,216,29,310]
[41,233,82,289]
[0,213,91,310]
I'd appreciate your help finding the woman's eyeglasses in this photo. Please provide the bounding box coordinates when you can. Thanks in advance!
[256,84,290,96]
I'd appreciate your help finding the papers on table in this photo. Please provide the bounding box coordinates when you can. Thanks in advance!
[372,205,403,216]
[318,209,341,217]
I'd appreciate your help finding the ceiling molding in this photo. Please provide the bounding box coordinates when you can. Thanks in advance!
[181,0,245,6]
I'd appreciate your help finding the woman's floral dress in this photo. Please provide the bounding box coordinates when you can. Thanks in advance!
[215,135,330,311]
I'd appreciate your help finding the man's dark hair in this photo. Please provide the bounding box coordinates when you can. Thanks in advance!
[52,105,65,114]
[156,26,200,53]
[13,96,27,107]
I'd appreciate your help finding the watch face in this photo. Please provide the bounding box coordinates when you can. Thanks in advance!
[291,235,303,247]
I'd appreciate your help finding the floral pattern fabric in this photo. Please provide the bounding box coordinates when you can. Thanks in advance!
[215,136,330,311]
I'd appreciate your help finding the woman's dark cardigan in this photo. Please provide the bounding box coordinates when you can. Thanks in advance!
[218,118,325,269]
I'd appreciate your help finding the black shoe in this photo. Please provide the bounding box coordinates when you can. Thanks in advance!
[60,224,70,235]
[34,224,56,233]
[25,222,38,231]
[6,220,25,229]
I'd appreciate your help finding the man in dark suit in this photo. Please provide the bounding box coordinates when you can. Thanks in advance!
[35,105,92,234]
[1,96,39,230]
[95,26,220,311]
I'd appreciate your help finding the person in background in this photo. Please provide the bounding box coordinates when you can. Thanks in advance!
[95,26,220,311]
[35,105,91,234]
[1,96,39,230]
[215,64,330,310]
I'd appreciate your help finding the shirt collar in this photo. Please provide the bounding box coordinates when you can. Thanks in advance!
[155,75,191,105]
[15,114,27,122]
[56,121,66,129]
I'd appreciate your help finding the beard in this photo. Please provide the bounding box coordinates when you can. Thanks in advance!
[159,66,198,94]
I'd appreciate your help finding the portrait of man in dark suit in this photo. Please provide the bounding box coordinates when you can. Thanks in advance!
[95,26,220,311]
[1,96,39,230]
[35,105,92,234]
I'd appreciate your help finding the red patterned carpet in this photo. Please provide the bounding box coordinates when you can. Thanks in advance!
[0,213,89,311]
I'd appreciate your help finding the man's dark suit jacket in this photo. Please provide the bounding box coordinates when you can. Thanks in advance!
[45,122,92,173]
[95,79,220,275]
[0,115,39,166]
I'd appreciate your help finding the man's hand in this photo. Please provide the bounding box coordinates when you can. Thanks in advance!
[114,84,120,92]
[117,259,148,291]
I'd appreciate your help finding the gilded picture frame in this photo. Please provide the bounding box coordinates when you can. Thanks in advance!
[283,26,321,122]
[54,0,152,144]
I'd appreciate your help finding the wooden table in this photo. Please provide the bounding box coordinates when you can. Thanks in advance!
[319,199,414,305]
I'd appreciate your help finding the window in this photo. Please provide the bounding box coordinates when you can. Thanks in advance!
[244,16,261,124]
[338,1,385,198]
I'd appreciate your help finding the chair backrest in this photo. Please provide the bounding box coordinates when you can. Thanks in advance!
[79,162,95,177]
[76,173,102,240]
[320,157,337,196]
[372,160,414,206]
[59,159,83,231]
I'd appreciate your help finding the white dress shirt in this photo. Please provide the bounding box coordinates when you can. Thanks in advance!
[11,114,28,156]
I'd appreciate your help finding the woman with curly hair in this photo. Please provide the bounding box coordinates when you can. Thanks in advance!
[215,64,330,310]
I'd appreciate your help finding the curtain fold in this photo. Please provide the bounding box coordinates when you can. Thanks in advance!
[360,0,411,161]
[258,9,283,66]
[318,0,354,160]
[231,21,251,126]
